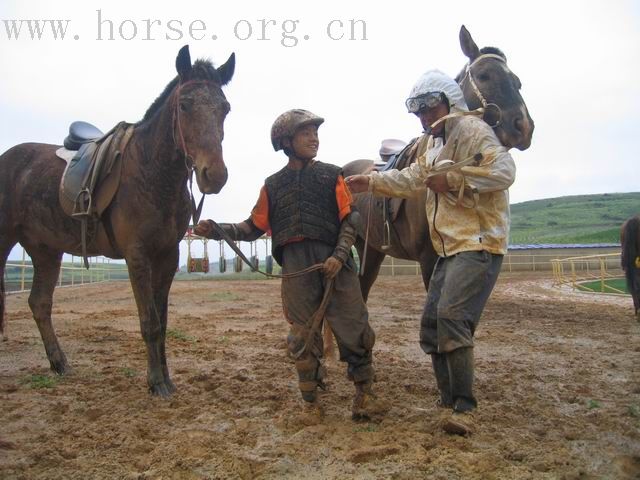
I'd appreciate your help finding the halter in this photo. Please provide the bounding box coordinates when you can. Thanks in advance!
[459,53,507,128]
[171,79,213,225]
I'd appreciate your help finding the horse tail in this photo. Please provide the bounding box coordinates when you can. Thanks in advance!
[622,216,640,293]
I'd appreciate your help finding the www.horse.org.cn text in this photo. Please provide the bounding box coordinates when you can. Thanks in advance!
[0,11,369,47]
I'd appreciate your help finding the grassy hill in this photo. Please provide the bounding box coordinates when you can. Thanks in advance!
[510,192,639,244]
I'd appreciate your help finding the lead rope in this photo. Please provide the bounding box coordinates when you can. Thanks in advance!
[208,220,324,279]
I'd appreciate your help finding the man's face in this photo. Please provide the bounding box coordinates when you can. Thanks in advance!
[290,124,319,160]
[417,101,450,137]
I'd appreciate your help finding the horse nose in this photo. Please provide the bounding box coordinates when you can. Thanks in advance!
[514,116,524,136]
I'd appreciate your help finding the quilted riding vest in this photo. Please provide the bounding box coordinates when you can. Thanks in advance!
[265,161,341,264]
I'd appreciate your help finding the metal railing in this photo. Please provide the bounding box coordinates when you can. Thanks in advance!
[4,257,129,294]
[551,253,626,294]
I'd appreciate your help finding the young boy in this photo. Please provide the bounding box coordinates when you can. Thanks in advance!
[195,109,386,420]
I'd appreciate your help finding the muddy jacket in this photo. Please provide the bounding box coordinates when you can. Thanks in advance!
[369,115,515,257]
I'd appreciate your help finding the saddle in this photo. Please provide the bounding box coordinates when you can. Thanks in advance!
[58,121,134,267]
[372,138,419,223]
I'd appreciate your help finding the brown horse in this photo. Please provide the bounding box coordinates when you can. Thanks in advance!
[621,215,640,321]
[0,46,235,396]
[342,26,535,301]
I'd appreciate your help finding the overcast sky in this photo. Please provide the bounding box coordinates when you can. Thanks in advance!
[2,0,638,262]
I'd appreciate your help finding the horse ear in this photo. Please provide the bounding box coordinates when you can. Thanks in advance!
[217,52,235,86]
[176,45,192,81]
[459,25,480,62]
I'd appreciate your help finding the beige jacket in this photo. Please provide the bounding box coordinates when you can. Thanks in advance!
[369,115,515,256]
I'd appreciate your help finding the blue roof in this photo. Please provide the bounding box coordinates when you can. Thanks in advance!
[508,243,620,250]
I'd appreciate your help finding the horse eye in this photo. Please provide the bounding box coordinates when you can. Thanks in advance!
[478,73,491,82]
[180,102,189,112]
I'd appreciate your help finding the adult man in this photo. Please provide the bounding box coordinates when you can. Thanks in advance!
[346,70,516,434]
[195,109,386,421]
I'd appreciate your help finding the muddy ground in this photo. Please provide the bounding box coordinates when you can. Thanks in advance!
[1,273,639,479]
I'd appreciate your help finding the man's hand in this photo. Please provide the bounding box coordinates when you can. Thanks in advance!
[194,220,219,239]
[323,256,343,279]
[424,173,449,193]
[345,174,370,194]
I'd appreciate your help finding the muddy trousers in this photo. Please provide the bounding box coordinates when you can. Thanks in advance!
[280,241,375,401]
[421,251,503,410]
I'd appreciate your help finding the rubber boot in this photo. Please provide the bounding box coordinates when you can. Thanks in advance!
[431,353,452,408]
[442,347,477,435]
[352,380,390,421]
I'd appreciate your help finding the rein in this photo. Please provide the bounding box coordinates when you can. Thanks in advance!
[208,220,325,279]
[172,79,210,226]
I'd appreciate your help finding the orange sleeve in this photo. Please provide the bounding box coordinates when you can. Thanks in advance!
[335,176,353,221]
[250,186,271,234]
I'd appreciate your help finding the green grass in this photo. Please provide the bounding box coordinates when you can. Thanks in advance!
[166,328,196,342]
[23,374,58,389]
[209,291,243,302]
[577,278,629,294]
[510,192,639,244]
[353,424,378,433]
[121,367,138,378]
[587,399,602,409]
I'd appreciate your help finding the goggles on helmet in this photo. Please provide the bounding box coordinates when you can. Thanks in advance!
[405,91,445,114]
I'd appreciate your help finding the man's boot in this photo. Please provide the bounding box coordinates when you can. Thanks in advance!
[441,347,477,435]
[431,353,452,408]
[352,380,390,421]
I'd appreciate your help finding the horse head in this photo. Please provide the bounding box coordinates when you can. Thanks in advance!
[456,26,534,151]
[174,46,235,194]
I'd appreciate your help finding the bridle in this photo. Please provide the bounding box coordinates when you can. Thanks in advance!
[171,79,216,226]
[459,53,506,128]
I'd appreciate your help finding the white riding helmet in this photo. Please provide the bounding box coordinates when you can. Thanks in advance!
[405,69,469,114]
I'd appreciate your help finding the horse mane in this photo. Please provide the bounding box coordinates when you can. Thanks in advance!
[138,59,223,125]
[454,46,508,83]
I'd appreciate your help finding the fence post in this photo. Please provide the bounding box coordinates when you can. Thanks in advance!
[21,248,26,291]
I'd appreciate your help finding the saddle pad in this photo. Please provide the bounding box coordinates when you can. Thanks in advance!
[55,147,77,164]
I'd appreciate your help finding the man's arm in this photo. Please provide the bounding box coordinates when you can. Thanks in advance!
[446,126,516,194]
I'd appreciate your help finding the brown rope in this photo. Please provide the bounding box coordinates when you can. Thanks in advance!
[209,220,325,279]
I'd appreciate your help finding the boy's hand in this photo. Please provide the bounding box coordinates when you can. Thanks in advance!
[323,256,343,279]
[194,220,216,239]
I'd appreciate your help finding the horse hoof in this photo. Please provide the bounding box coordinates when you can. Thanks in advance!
[149,382,175,398]
[50,362,70,376]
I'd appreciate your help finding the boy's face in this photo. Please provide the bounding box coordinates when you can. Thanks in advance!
[290,124,319,160]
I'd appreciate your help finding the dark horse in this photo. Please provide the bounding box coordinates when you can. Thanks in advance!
[621,215,640,321]
[0,46,235,396]
[343,26,535,301]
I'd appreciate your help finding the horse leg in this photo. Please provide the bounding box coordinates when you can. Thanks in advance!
[0,237,18,341]
[356,244,386,302]
[322,321,337,363]
[24,244,69,374]
[126,250,173,397]
[150,247,180,394]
